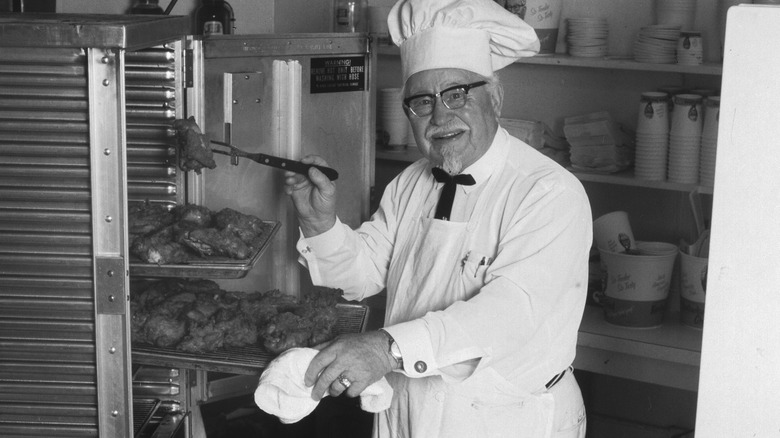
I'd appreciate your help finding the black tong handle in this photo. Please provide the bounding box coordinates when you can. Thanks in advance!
[211,140,339,181]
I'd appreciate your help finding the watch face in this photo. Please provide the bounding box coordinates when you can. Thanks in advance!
[390,340,402,358]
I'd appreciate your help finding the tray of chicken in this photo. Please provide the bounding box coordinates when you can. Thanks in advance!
[128,202,280,279]
[130,279,368,375]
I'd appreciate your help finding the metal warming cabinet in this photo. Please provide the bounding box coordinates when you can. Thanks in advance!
[0,14,374,438]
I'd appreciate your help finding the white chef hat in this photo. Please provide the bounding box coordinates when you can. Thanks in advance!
[387,0,540,83]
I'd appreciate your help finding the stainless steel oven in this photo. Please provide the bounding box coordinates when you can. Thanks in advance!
[0,13,373,438]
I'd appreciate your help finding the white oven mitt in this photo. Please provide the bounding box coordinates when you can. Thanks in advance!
[254,347,393,424]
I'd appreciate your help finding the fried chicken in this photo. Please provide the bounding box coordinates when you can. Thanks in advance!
[174,204,213,228]
[130,279,345,355]
[172,116,216,174]
[131,226,192,265]
[260,312,315,354]
[129,203,269,264]
[214,207,272,246]
[128,201,176,237]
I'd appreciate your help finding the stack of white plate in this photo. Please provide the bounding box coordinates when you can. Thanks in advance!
[378,88,409,150]
[633,25,681,64]
[566,17,609,58]
[634,91,671,181]
[668,94,703,184]
[699,96,720,186]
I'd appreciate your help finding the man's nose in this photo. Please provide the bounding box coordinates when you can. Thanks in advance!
[430,97,453,125]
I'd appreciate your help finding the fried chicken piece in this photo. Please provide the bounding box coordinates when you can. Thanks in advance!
[177,319,225,353]
[239,291,280,327]
[174,204,213,228]
[131,226,191,264]
[130,301,151,344]
[295,287,343,345]
[214,207,269,245]
[217,309,259,347]
[257,289,300,312]
[143,314,188,348]
[179,227,251,259]
[128,201,175,236]
[172,117,216,174]
[260,312,315,354]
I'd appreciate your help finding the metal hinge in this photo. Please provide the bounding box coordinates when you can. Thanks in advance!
[95,256,126,315]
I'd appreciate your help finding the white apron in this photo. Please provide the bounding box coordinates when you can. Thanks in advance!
[375,162,555,438]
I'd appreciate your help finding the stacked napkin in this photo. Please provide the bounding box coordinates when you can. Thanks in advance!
[254,347,394,424]
[564,111,633,173]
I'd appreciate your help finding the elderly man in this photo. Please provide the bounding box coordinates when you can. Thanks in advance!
[282,0,592,436]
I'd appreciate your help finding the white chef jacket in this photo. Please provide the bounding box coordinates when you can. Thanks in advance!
[297,127,592,434]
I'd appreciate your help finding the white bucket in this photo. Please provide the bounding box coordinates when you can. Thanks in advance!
[679,248,707,329]
[596,244,678,328]
[593,211,636,253]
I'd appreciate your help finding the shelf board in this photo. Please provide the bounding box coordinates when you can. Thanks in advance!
[376,146,714,194]
[571,168,714,194]
[575,305,702,391]
[376,46,722,76]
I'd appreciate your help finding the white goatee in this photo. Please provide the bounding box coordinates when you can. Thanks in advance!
[440,145,463,175]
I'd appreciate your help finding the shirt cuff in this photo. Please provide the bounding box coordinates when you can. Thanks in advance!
[295,218,345,285]
[382,320,438,378]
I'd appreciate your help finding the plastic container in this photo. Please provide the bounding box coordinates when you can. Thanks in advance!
[195,0,235,35]
[130,0,164,14]
[333,0,368,33]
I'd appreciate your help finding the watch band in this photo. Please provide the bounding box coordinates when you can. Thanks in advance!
[379,329,403,369]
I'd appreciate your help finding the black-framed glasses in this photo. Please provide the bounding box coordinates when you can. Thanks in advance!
[403,81,488,117]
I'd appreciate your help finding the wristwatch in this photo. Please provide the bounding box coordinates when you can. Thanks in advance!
[380,329,403,370]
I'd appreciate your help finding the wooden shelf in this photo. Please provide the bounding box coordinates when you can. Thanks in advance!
[575,305,702,392]
[376,147,714,194]
[376,46,722,76]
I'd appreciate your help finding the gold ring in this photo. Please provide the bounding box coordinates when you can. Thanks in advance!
[336,374,352,388]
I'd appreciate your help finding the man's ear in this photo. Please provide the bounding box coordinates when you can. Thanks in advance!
[491,82,504,118]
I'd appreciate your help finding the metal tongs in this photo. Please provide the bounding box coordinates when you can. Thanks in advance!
[210,140,339,181]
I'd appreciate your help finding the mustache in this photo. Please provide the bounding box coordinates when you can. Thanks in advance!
[426,123,468,138]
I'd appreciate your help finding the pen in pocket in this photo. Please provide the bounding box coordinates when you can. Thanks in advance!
[474,257,486,278]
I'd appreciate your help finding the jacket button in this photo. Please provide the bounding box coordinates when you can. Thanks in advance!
[414,361,427,373]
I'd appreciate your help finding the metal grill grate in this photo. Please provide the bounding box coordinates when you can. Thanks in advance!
[125,44,183,206]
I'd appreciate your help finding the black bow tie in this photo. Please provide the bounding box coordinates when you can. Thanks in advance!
[431,167,475,221]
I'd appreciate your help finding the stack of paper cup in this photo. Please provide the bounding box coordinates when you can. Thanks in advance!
[658,86,686,116]
[635,91,671,181]
[668,93,703,184]
[699,96,720,186]
[378,88,409,151]
[676,31,703,65]
[655,0,697,30]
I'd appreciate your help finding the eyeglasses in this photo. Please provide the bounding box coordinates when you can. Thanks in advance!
[403,81,488,117]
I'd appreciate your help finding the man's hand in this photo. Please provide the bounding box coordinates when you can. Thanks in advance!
[283,155,337,237]
[304,331,396,400]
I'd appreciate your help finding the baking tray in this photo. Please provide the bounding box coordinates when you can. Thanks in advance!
[129,220,280,279]
[131,302,370,375]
